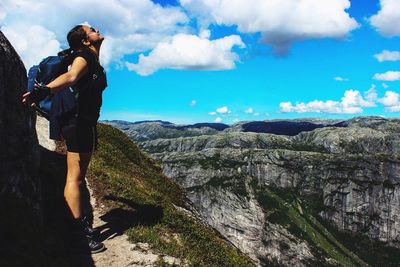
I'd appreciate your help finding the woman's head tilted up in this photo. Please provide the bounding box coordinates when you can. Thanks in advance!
[66,25,104,54]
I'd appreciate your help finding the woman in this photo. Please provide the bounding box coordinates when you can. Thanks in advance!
[22,24,107,253]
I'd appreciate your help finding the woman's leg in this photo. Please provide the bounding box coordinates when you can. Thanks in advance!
[64,151,92,219]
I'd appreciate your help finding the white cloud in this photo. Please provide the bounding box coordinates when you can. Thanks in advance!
[379,91,400,112]
[245,107,253,113]
[190,100,197,106]
[373,71,400,81]
[374,50,400,62]
[334,76,349,81]
[254,112,260,116]
[0,0,189,68]
[199,29,211,39]
[214,117,222,123]
[370,0,400,36]
[279,89,375,114]
[2,24,61,69]
[365,85,378,103]
[216,106,229,114]
[342,89,375,108]
[208,111,217,115]
[126,33,244,75]
[379,91,399,106]
[382,83,389,89]
[180,0,359,55]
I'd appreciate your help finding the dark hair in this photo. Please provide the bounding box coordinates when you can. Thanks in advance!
[57,25,88,57]
[67,25,87,50]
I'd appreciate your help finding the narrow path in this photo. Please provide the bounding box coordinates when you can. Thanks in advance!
[87,179,183,267]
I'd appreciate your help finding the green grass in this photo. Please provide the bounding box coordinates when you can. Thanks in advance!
[87,124,255,267]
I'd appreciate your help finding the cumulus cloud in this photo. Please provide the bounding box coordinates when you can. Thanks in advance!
[190,100,197,106]
[374,50,400,62]
[379,91,400,112]
[2,24,61,69]
[279,89,375,114]
[180,0,359,55]
[216,106,229,114]
[373,71,400,81]
[382,83,389,89]
[0,0,188,68]
[245,107,254,113]
[370,0,400,36]
[214,117,222,123]
[342,89,376,108]
[126,33,244,75]
[208,111,217,115]
[334,76,349,81]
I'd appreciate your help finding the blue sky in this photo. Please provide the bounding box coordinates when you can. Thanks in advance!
[1,0,400,124]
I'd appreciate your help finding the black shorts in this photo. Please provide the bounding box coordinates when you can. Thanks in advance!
[61,119,98,153]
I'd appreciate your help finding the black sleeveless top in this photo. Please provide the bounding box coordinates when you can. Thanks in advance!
[74,49,107,125]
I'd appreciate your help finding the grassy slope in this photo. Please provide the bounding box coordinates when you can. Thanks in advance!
[87,123,255,267]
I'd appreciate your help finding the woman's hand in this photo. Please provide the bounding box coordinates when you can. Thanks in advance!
[22,83,51,106]
[22,91,34,106]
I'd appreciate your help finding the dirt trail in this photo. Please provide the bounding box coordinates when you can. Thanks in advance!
[87,179,182,267]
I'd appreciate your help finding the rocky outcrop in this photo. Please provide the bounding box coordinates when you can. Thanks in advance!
[0,31,42,263]
[131,117,400,266]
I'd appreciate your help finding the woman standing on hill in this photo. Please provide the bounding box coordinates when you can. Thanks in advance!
[22,24,107,253]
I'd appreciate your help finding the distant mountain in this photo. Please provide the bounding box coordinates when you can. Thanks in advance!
[164,122,230,131]
[240,121,344,136]
[104,119,350,142]
[103,120,228,141]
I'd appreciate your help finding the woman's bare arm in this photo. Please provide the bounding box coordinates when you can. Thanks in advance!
[22,56,88,105]
[46,56,88,92]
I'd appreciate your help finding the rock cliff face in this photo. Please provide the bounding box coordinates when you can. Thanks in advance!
[122,117,400,266]
[0,31,42,262]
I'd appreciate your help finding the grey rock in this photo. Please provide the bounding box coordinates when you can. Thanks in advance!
[0,31,41,255]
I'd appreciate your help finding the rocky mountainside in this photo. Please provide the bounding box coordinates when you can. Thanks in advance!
[0,31,42,265]
[116,117,400,266]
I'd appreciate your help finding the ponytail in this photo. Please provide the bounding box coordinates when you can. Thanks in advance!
[66,25,87,51]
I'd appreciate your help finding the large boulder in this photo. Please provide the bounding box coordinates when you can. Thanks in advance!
[0,31,42,265]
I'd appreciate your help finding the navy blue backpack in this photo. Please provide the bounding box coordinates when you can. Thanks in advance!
[27,51,78,140]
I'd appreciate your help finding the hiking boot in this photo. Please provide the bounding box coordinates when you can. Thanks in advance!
[81,215,100,237]
[86,235,106,254]
[74,217,106,254]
